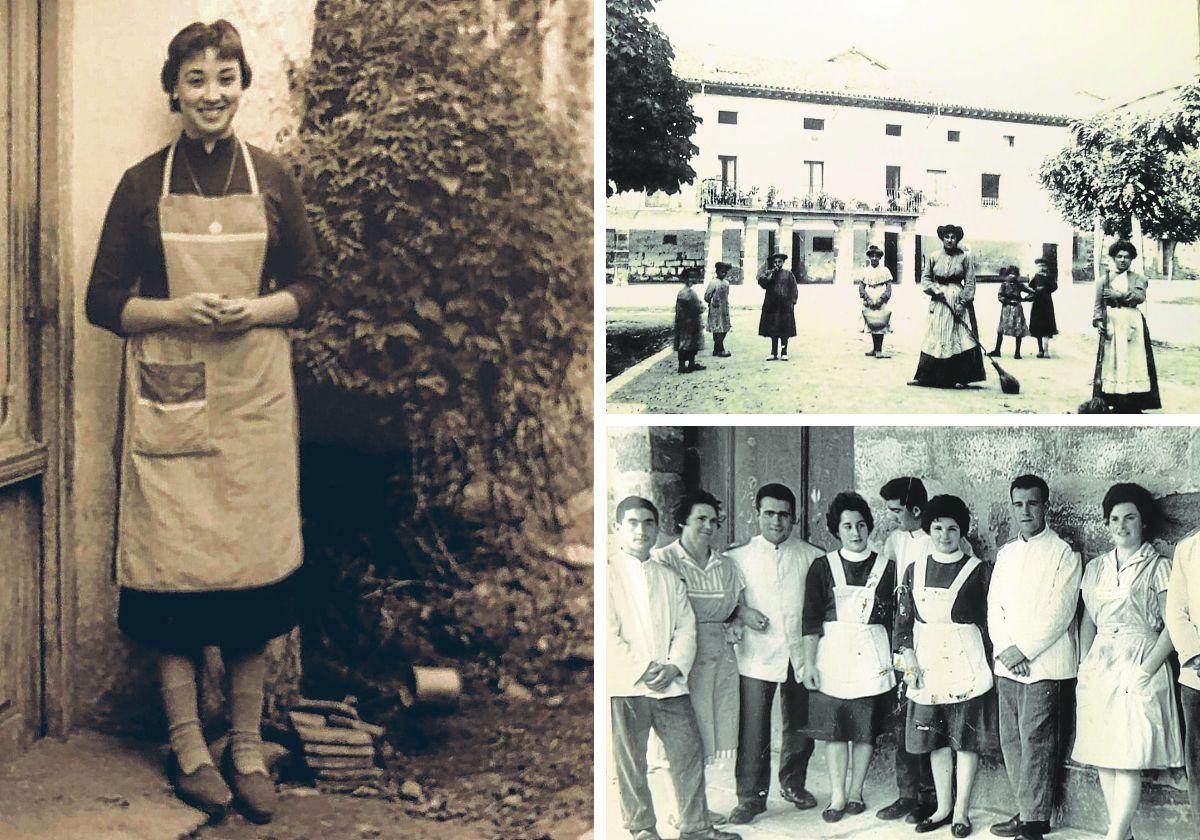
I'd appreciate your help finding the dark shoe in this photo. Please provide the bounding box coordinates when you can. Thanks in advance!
[679,827,743,840]
[987,350,1001,357]
[780,786,817,810]
[1036,351,1047,358]
[907,801,938,825]
[877,797,919,820]
[865,350,877,356]
[952,817,973,837]
[845,800,867,816]
[167,756,232,821]
[916,813,954,833]
[822,807,845,823]
[221,747,277,825]
[689,363,707,372]
[727,800,766,824]
[1014,353,1022,359]
[991,815,1023,837]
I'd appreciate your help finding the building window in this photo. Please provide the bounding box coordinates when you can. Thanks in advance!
[885,123,902,136]
[803,117,825,131]
[926,169,948,205]
[1003,134,1015,147]
[718,110,738,124]
[662,234,677,245]
[981,173,1001,208]
[804,160,824,194]
[718,155,737,192]
[947,130,960,142]
[812,236,834,252]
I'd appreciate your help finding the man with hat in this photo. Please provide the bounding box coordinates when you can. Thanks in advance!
[856,244,894,357]
[1027,257,1058,358]
[756,252,799,361]
[674,267,706,374]
[704,262,734,357]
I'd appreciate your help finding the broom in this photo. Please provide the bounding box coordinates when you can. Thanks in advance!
[940,299,1020,394]
[1079,302,1110,413]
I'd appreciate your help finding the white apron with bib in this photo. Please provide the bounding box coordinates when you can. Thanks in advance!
[1100,271,1152,395]
[908,555,992,706]
[116,138,302,592]
[814,551,896,699]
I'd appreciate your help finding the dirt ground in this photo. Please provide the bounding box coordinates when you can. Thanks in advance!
[192,690,592,840]
[606,281,1200,414]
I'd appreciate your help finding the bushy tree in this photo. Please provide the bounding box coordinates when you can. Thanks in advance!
[606,0,699,196]
[287,0,592,563]
[1040,80,1200,244]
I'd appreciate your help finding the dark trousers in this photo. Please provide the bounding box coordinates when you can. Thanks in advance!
[712,332,727,353]
[997,676,1062,823]
[769,336,789,356]
[893,684,934,801]
[735,664,814,803]
[1183,685,1200,830]
[610,695,709,835]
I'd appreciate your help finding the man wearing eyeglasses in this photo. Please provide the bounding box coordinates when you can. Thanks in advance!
[724,483,826,824]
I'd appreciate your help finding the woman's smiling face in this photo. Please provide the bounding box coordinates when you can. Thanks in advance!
[837,510,871,552]
[1107,501,1143,549]
[929,517,962,553]
[175,47,243,141]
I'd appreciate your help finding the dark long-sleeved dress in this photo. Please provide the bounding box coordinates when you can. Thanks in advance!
[911,249,986,387]
[1027,273,1058,338]
[85,133,323,651]
[801,552,896,742]
[674,285,704,354]
[757,265,798,338]
[897,555,999,754]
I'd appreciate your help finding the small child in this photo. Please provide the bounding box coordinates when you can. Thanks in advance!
[674,267,706,373]
[989,265,1031,359]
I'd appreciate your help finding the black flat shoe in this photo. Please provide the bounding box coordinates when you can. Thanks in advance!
[990,815,1023,837]
[167,754,231,823]
[916,813,954,833]
[822,806,845,823]
[952,817,973,837]
[780,786,817,810]
[844,800,866,816]
[907,801,937,825]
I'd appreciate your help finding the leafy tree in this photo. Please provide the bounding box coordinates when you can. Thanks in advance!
[1040,80,1200,246]
[606,0,700,196]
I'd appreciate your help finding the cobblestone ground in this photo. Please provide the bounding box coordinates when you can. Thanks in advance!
[606,281,1200,414]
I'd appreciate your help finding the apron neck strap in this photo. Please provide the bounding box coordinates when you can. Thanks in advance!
[945,556,981,598]
[827,551,845,587]
[160,137,259,199]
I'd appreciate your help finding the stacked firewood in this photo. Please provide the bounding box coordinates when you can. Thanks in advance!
[287,696,387,793]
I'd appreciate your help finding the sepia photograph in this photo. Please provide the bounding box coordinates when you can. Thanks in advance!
[604,424,1200,839]
[605,0,1200,415]
[0,2,592,839]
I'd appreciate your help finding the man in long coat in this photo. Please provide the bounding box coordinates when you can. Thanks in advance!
[757,253,798,361]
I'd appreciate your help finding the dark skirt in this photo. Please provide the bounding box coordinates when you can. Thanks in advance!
[911,346,987,387]
[905,691,1000,755]
[118,568,302,654]
[1029,297,1057,337]
[803,690,890,743]
[1098,315,1162,412]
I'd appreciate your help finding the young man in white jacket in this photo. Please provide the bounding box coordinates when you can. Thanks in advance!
[608,496,740,840]
[1166,528,1200,829]
[987,475,1082,840]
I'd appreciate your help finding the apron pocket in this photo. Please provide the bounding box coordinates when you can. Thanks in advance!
[132,361,215,456]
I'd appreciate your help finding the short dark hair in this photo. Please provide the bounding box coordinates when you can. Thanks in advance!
[879,477,927,509]
[1010,474,1049,503]
[1102,483,1161,540]
[161,20,253,112]
[756,483,796,516]
[922,494,971,535]
[615,496,658,525]
[674,489,723,529]
[826,491,874,537]
[1108,240,1137,259]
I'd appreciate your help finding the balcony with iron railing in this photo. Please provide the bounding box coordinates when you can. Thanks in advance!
[700,178,925,215]
[981,196,1002,209]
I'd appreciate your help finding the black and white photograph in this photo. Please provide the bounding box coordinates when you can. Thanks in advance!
[0,3,592,839]
[604,425,1200,839]
[605,0,1200,415]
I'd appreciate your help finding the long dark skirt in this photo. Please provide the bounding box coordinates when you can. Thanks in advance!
[119,568,302,654]
[1029,297,1057,337]
[905,692,1000,755]
[802,691,890,743]
[911,346,987,387]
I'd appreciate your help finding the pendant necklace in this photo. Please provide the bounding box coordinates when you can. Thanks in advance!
[179,143,238,235]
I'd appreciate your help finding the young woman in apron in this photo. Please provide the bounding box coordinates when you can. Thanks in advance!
[1093,241,1161,413]
[85,21,322,823]
[800,492,896,824]
[896,495,997,838]
[1073,484,1182,840]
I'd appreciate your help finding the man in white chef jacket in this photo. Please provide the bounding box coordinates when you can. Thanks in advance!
[1166,527,1200,830]
[725,483,825,825]
[608,496,741,840]
[987,475,1081,840]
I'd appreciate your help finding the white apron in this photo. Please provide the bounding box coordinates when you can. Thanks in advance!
[908,555,992,706]
[116,138,303,592]
[814,551,896,699]
[1100,271,1152,394]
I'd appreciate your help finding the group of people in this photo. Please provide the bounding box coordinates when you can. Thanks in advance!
[670,225,1161,412]
[608,475,1200,840]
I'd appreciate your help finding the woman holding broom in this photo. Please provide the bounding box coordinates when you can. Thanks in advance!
[908,224,987,389]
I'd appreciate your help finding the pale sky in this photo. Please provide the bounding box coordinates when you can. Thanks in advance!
[653,0,1199,111]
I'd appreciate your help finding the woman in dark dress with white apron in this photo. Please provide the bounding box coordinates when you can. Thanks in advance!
[84,21,322,824]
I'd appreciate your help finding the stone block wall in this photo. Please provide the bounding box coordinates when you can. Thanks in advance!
[606,427,686,548]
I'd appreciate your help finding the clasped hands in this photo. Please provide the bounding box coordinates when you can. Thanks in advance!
[639,661,682,692]
[175,292,259,333]
[997,644,1031,677]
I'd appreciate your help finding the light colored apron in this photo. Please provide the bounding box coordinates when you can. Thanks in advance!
[1100,271,1152,394]
[908,555,992,706]
[116,138,303,592]
[814,551,896,699]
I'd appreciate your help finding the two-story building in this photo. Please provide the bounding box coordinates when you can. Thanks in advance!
[607,47,1092,287]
